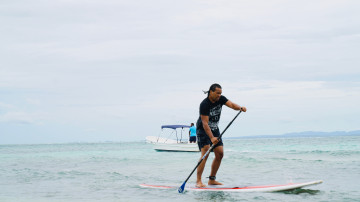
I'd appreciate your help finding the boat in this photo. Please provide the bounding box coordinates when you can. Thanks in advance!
[146,125,199,152]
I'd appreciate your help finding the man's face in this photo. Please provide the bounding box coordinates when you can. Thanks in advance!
[209,87,222,102]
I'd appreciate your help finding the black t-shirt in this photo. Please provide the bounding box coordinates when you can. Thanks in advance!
[196,95,228,133]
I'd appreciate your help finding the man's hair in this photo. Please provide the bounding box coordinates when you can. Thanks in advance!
[204,83,222,97]
[209,83,222,92]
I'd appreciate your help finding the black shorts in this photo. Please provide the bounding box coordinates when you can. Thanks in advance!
[189,136,196,142]
[197,128,223,151]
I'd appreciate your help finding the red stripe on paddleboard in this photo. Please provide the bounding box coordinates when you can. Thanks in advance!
[191,183,297,190]
[238,183,297,189]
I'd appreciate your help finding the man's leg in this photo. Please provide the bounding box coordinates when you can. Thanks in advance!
[208,145,224,185]
[196,144,210,187]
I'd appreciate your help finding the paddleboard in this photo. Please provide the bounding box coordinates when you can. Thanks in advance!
[140,180,323,192]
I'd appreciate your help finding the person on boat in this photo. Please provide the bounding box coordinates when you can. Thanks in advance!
[196,83,246,188]
[189,123,197,143]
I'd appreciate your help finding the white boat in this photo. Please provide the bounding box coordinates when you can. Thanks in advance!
[146,125,199,152]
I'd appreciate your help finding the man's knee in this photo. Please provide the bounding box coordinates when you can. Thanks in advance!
[201,145,210,157]
[214,148,224,160]
[216,152,224,160]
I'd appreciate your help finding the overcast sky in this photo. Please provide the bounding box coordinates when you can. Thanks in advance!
[1,0,360,144]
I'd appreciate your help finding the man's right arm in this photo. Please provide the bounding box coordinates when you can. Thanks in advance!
[200,115,219,145]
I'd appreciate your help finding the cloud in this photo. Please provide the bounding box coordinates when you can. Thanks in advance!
[1,0,360,143]
[0,102,15,110]
[0,111,41,124]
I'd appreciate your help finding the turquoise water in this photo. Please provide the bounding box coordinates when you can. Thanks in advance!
[0,136,359,201]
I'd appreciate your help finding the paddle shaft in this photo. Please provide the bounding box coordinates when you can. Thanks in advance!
[179,111,242,191]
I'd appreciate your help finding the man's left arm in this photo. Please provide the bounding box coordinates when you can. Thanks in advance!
[225,100,247,112]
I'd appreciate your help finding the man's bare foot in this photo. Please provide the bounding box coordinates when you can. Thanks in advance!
[208,180,223,185]
[196,181,207,187]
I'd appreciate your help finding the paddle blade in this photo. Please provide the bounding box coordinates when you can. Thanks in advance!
[178,182,186,193]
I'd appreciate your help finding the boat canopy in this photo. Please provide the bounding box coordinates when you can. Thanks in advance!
[161,125,190,129]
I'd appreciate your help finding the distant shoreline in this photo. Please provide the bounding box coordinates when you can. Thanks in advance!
[225,130,360,139]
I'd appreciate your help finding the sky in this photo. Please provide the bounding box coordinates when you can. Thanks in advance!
[1,0,360,144]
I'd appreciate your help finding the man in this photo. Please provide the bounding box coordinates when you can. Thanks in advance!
[196,83,246,187]
[189,123,197,143]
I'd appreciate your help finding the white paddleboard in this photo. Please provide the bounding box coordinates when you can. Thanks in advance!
[140,180,323,192]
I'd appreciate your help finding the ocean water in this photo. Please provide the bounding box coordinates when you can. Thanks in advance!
[0,136,359,202]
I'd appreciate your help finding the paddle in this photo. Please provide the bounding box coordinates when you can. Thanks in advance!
[178,110,242,193]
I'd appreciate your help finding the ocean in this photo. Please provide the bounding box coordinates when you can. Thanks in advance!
[0,136,359,202]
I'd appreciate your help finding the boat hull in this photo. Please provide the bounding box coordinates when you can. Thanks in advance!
[153,143,199,152]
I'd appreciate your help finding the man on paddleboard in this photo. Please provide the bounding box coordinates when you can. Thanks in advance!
[196,83,246,187]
